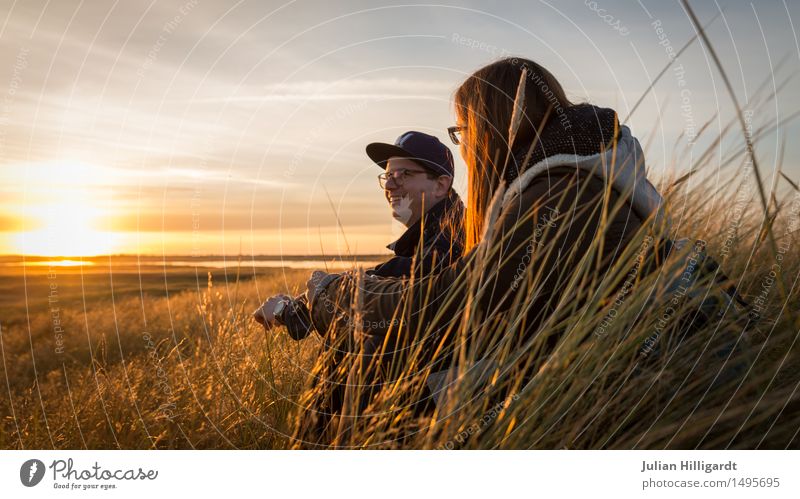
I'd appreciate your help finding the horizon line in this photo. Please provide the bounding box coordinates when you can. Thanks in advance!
[0,253,392,259]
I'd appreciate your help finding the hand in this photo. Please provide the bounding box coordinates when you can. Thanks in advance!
[305,270,329,304]
[252,294,291,330]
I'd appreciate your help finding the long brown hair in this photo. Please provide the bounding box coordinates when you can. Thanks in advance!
[454,57,573,249]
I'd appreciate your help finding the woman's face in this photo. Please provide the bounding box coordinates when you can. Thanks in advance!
[456,115,469,164]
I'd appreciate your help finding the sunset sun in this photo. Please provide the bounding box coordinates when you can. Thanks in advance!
[11,160,120,257]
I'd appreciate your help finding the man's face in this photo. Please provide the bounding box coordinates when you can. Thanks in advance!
[384,157,447,227]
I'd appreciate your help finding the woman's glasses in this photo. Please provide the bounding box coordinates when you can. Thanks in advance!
[447,126,464,145]
[378,169,432,189]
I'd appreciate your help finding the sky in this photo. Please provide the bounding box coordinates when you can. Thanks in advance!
[0,0,798,256]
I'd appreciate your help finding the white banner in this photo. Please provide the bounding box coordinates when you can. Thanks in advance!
[1,450,797,498]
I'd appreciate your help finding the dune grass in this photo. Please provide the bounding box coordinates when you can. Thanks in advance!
[0,268,320,449]
[2,143,797,449]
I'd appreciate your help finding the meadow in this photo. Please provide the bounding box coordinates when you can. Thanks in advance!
[1,181,798,450]
[0,258,338,448]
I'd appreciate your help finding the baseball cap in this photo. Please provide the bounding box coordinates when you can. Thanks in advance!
[366,131,454,177]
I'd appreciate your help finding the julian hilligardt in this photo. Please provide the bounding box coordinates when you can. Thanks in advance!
[641,460,738,473]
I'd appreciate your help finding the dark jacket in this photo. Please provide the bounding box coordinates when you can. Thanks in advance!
[307,104,665,366]
[368,189,465,279]
[281,189,464,341]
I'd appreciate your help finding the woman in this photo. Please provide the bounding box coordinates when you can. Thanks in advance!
[301,57,666,438]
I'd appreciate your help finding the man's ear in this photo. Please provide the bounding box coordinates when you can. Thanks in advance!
[435,175,453,197]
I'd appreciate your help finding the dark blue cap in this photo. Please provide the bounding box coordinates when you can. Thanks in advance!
[366,131,454,177]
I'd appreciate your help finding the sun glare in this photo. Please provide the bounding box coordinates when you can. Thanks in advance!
[11,160,120,257]
[22,260,95,267]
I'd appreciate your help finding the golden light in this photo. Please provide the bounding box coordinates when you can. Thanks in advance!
[11,160,121,257]
[22,260,95,267]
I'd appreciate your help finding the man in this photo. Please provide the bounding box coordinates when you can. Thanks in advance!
[253,130,464,335]
[252,131,464,445]
[367,130,464,278]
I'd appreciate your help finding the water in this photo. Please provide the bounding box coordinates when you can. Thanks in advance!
[2,256,388,271]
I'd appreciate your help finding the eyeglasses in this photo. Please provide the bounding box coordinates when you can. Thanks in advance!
[447,125,464,145]
[378,168,432,189]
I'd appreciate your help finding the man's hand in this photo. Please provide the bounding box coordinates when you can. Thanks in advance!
[252,294,291,330]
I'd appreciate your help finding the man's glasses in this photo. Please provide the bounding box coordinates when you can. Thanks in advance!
[378,168,432,189]
[447,126,464,145]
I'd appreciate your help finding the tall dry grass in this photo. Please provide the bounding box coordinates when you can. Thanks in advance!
[3,116,797,449]
[2,125,797,449]
[1,269,319,449]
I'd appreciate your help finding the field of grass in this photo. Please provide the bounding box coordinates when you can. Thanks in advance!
[0,261,319,449]
[3,150,800,450]
[1,187,797,450]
